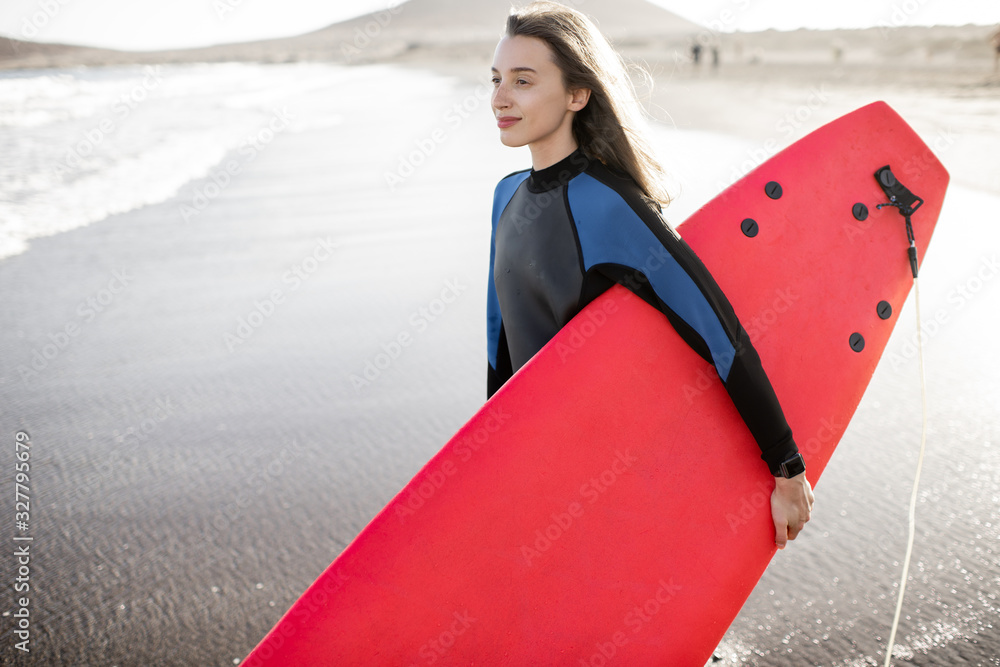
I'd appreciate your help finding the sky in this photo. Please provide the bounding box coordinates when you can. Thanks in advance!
[0,0,997,51]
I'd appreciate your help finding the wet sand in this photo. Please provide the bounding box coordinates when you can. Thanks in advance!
[1,47,999,667]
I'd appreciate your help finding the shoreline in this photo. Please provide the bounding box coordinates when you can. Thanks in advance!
[1,22,997,71]
[3,52,999,268]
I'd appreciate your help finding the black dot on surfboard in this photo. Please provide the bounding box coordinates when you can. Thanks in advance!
[850,332,865,352]
[877,300,892,319]
[741,218,759,238]
[765,181,783,199]
[853,203,869,221]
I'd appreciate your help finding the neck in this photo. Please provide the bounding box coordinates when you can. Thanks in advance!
[530,142,579,170]
[528,122,579,170]
[526,146,590,193]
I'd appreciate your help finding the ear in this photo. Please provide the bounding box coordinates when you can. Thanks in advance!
[568,87,591,112]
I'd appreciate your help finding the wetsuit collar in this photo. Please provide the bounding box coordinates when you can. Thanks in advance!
[527,147,591,193]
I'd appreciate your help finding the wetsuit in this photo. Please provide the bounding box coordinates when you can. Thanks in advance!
[486,148,799,474]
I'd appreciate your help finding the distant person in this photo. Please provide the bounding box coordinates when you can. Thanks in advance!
[488,1,813,548]
[691,41,702,65]
[711,45,720,69]
[832,40,844,64]
[992,26,1000,73]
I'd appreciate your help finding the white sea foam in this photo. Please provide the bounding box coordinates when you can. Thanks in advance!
[0,61,457,260]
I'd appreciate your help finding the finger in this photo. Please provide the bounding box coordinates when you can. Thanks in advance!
[775,521,788,549]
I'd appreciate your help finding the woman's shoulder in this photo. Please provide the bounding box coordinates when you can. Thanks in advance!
[579,158,664,216]
[493,168,531,199]
[496,167,531,185]
[491,169,533,226]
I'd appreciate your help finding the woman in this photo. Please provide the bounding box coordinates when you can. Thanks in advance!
[486,1,813,548]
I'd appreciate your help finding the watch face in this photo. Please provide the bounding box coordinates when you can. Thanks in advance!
[781,454,805,478]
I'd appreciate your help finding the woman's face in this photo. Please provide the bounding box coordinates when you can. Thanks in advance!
[491,35,588,153]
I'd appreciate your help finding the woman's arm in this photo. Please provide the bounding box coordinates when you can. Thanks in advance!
[568,167,814,546]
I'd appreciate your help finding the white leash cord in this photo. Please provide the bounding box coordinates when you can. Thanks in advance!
[883,277,929,666]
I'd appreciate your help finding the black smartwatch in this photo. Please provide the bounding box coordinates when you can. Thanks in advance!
[777,453,806,478]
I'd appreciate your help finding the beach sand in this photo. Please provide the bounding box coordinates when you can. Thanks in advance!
[1,23,999,667]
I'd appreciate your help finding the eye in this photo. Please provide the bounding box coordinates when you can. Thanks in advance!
[490,76,500,85]
[516,79,529,86]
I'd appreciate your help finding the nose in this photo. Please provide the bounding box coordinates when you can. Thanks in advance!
[492,83,509,112]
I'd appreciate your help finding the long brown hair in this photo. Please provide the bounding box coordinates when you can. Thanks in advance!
[504,1,671,207]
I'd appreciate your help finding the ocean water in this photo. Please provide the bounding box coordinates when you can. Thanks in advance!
[0,61,462,259]
[0,60,997,665]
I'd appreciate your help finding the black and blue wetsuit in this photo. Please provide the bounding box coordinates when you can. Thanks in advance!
[486,147,799,474]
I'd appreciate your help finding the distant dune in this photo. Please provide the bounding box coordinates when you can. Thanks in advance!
[0,0,995,72]
[0,0,698,70]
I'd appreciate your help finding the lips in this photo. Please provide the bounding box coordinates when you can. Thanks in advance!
[497,116,520,129]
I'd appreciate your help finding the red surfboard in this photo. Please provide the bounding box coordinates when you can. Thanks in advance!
[244,101,948,665]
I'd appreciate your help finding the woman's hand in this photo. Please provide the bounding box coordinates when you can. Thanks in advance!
[771,473,815,549]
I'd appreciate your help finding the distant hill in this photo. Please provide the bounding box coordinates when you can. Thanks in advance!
[324,0,702,42]
[0,1,994,72]
[0,35,113,66]
[0,0,700,70]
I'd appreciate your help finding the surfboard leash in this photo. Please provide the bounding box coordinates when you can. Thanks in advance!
[874,166,929,667]
[875,166,924,280]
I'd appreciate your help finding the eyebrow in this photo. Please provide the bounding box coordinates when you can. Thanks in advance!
[490,66,537,74]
